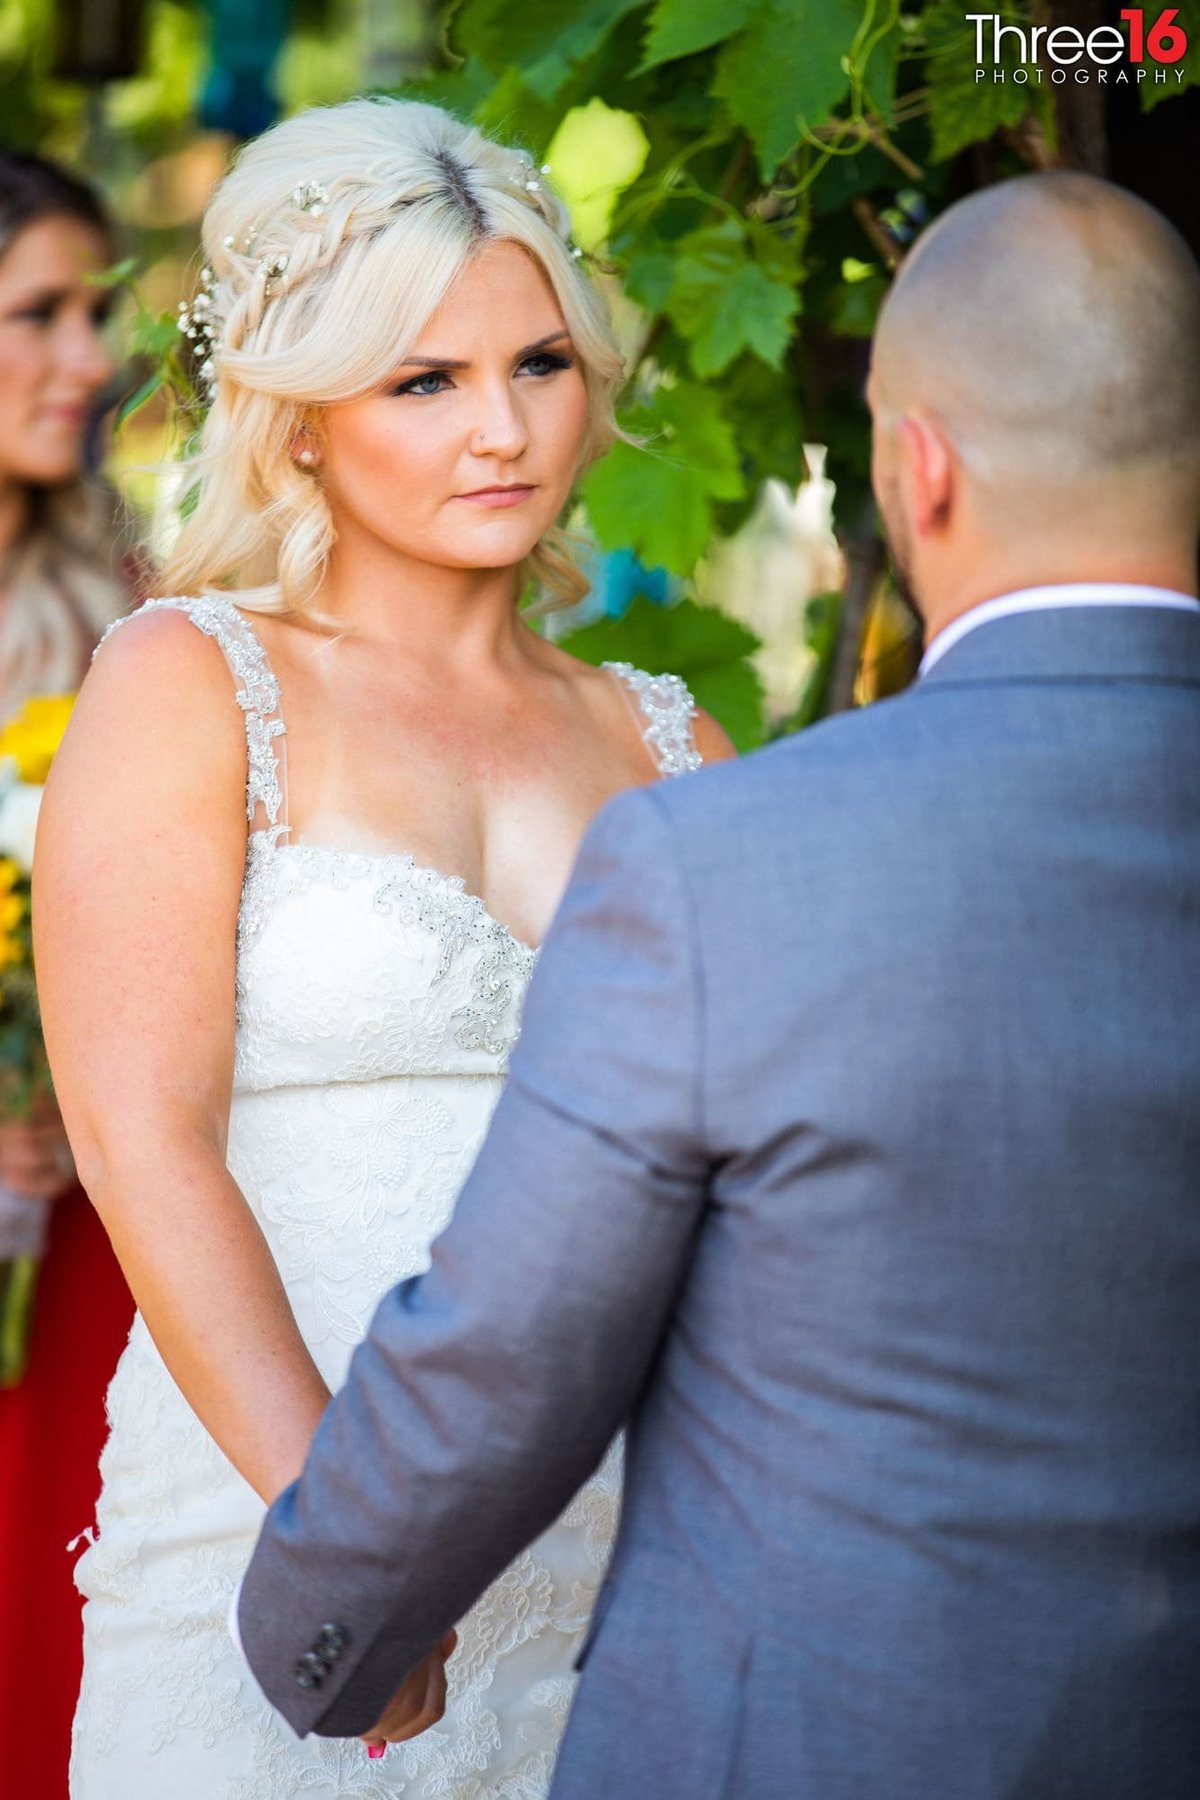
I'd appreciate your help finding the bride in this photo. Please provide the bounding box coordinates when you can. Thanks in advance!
[34,97,732,1798]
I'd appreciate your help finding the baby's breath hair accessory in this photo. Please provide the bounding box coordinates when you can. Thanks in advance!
[507,156,585,259]
[175,151,585,410]
[291,180,330,217]
[176,264,219,399]
[259,250,290,294]
[175,217,299,402]
[511,155,551,196]
[221,224,259,254]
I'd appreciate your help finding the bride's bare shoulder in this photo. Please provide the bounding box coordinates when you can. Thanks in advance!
[66,597,248,793]
[89,597,246,705]
[92,594,237,667]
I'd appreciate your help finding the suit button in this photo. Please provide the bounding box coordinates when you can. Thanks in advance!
[315,1623,350,1660]
[294,1652,327,1689]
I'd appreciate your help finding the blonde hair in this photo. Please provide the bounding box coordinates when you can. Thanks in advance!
[161,97,625,617]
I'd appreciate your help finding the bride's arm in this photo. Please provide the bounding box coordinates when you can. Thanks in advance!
[33,610,330,1504]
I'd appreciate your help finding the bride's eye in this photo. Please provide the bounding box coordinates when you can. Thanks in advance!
[392,370,452,397]
[517,351,573,378]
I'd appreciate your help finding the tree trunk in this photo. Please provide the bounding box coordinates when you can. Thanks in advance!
[1042,0,1110,173]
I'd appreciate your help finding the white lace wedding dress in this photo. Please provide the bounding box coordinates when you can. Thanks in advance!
[68,596,703,1800]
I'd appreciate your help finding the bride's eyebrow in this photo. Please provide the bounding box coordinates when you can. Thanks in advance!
[399,328,572,370]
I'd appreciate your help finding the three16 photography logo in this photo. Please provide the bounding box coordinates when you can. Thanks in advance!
[969,8,1190,86]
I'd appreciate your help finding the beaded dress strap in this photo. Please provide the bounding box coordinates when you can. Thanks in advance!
[95,597,287,834]
[603,662,703,777]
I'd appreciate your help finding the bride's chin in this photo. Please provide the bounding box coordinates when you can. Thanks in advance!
[433,520,552,564]
[419,540,542,576]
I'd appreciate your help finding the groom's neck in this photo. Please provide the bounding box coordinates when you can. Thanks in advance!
[915,537,1199,649]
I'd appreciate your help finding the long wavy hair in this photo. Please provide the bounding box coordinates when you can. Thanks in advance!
[162,97,625,616]
[0,153,130,711]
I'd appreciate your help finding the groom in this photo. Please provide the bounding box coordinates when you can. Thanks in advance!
[238,172,1200,1797]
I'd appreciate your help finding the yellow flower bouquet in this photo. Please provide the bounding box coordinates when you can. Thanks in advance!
[0,694,75,1385]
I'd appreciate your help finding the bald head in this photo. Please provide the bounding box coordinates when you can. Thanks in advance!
[872,173,1200,528]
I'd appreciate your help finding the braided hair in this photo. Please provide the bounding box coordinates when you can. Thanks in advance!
[163,98,623,616]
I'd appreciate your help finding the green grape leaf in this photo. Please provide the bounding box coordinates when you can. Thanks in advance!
[453,0,645,97]
[666,220,800,376]
[655,381,746,501]
[544,98,650,248]
[582,384,745,573]
[624,247,676,313]
[582,440,716,573]
[131,306,182,360]
[1140,0,1199,110]
[638,0,756,70]
[923,1,1052,162]
[561,595,765,748]
[808,140,892,217]
[395,61,514,127]
[471,66,563,148]
[85,256,138,290]
[713,357,808,495]
[686,655,767,750]
[713,0,862,176]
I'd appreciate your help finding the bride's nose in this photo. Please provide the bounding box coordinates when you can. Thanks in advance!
[468,382,529,461]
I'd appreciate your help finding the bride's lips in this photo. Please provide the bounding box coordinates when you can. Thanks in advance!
[455,485,536,508]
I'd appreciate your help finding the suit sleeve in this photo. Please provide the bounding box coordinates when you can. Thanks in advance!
[237,783,710,1738]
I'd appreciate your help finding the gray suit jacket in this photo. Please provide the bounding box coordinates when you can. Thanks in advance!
[240,603,1200,1799]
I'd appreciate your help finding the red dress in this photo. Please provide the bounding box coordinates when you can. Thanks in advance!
[0,532,140,1794]
[0,1188,133,1798]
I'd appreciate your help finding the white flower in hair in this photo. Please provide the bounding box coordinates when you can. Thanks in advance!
[291,180,330,217]
[177,263,220,398]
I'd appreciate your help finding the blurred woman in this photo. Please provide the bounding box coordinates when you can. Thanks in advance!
[0,151,135,1800]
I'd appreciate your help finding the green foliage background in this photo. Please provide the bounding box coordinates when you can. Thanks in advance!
[403,0,1196,734]
[1,0,1195,743]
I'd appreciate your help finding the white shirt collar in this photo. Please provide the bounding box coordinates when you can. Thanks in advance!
[919,584,1200,677]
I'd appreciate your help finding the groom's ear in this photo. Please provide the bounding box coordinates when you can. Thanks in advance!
[898,410,956,539]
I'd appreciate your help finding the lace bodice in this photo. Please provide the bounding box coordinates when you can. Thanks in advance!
[71,597,702,1800]
[94,598,700,1087]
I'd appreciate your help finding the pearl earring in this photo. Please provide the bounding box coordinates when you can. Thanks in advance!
[297,447,316,467]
